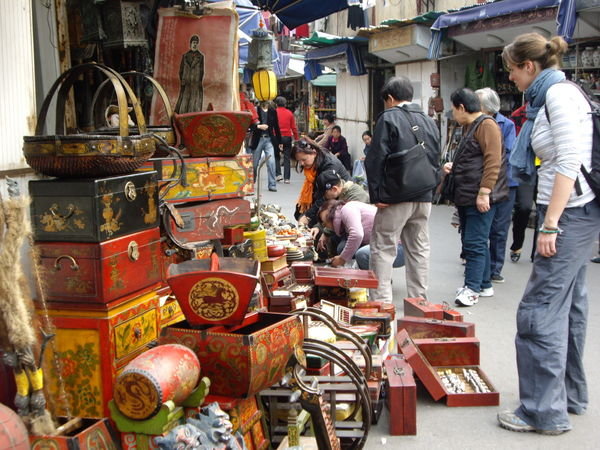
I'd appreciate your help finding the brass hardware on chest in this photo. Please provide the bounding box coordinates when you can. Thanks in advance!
[50,204,75,219]
[54,255,79,271]
[128,241,140,261]
[124,181,137,201]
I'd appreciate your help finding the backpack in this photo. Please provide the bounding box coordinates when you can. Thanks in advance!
[545,81,600,205]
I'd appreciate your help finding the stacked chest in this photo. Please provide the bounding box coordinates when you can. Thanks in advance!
[39,291,160,418]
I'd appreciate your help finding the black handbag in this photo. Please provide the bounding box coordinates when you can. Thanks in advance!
[439,171,456,204]
[379,108,438,203]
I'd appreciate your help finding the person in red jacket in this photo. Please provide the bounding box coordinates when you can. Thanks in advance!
[275,96,299,183]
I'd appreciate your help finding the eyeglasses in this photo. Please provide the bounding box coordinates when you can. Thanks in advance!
[296,139,310,148]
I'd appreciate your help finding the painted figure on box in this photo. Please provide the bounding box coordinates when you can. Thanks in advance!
[176,35,205,114]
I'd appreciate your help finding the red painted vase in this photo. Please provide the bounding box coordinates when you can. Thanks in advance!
[0,403,29,450]
[174,111,253,157]
[113,344,200,420]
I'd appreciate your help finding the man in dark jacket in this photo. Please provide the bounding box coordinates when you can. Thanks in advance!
[365,76,440,302]
[250,101,282,192]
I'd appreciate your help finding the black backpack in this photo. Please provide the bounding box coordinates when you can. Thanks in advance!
[545,81,600,205]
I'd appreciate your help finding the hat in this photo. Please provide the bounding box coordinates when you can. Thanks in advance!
[317,170,342,191]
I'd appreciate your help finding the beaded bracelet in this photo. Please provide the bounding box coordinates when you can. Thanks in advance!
[538,225,563,234]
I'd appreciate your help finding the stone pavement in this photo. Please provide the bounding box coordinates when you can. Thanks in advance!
[257,169,600,450]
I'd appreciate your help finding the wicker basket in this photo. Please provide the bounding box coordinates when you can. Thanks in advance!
[91,71,176,156]
[23,63,155,178]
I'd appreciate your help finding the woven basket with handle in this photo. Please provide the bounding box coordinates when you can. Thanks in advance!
[23,62,155,178]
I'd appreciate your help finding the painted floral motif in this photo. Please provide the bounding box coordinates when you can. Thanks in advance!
[39,203,86,233]
[142,180,158,224]
[108,257,125,291]
[65,276,93,294]
[100,194,123,237]
[116,310,157,358]
[51,343,102,417]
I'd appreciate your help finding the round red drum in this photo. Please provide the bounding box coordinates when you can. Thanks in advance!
[114,344,200,420]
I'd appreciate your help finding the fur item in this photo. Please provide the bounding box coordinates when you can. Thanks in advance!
[30,409,56,436]
[0,195,35,349]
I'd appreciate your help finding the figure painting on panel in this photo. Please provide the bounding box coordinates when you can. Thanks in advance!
[176,35,205,113]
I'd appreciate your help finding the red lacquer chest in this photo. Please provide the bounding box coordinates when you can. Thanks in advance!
[163,198,251,244]
[397,329,499,407]
[384,357,416,436]
[413,337,480,366]
[36,228,162,304]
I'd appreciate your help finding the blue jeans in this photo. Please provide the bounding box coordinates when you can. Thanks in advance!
[489,188,516,276]
[355,243,405,270]
[252,136,276,190]
[457,204,496,292]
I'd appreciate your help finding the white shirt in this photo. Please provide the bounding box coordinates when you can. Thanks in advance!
[530,82,594,207]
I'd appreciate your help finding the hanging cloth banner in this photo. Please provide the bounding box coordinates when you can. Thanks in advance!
[151,2,239,123]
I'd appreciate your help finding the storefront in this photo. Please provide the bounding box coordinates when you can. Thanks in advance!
[429,0,600,143]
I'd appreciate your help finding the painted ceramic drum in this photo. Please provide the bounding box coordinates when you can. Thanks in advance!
[113,344,200,420]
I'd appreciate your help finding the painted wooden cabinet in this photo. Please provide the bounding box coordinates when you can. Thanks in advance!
[139,155,253,203]
[38,291,160,418]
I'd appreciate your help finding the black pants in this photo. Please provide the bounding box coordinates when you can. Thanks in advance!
[510,182,535,252]
[280,136,292,180]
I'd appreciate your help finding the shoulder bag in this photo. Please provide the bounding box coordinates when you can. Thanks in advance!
[380,108,438,203]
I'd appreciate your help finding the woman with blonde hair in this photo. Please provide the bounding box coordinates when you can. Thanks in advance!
[497,33,600,436]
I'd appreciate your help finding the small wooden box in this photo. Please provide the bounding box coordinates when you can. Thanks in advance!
[30,171,159,242]
[314,266,378,289]
[30,418,120,449]
[223,226,245,245]
[261,254,288,273]
[384,357,416,435]
[397,316,475,339]
[403,297,444,319]
[397,329,498,407]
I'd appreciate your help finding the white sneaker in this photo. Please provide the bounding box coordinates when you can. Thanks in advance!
[479,286,494,297]
[455,286,479,307]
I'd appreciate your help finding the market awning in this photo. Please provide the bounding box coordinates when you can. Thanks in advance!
[427,0,597,59]
[310,73,336,87]
[302,31,369,47]
[250,0,351,30]
[304,42,367,80]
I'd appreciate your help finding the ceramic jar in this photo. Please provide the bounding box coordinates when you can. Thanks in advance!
[581,47,594,67]
[593,47,600,67]
[568,48,579,68]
